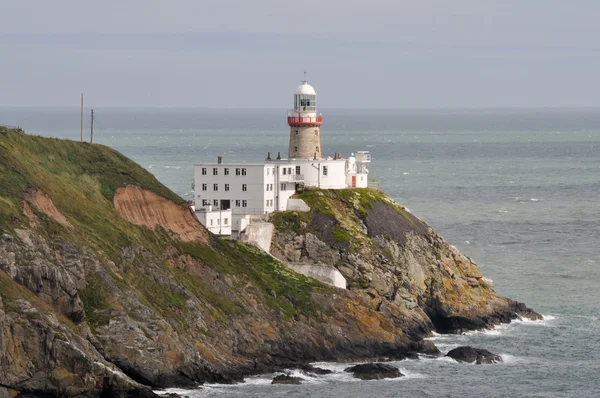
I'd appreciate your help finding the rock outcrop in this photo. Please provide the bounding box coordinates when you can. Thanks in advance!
[0,127,538,396]
[446,346,503,364]
[270,189,541,338]
[344,363,403,380]
[271,374,303,384]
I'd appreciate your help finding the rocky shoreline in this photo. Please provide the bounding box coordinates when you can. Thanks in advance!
[0,128,540,397]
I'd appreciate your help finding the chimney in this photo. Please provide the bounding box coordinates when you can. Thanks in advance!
[266,152,271,160]
[217,156,223,164]
[277,152,281,160]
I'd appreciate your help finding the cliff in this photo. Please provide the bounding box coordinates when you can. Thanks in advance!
[0,127,538,397]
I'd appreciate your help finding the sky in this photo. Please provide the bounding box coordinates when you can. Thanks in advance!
[1,0,599,108]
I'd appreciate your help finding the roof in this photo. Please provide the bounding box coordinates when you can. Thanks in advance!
[295,81,316,95]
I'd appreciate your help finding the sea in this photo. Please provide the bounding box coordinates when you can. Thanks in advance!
[1,107,599,397]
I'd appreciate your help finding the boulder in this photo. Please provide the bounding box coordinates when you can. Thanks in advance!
[344,363,403,380]
[298,364,333,376]
[271,374,303,385]
[446,346,503,364]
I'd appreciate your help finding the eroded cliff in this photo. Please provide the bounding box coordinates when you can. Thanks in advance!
[0,127,538,397]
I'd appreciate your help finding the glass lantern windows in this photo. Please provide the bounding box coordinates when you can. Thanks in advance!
[294,94,316,112]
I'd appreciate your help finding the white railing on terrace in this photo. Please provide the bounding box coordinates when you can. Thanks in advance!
[279,174,304,182]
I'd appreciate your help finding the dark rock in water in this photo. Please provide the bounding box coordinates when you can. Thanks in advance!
[344,363,403,380]
[298,364,333,375]
[272,374,303,385]
[446,346,503,364]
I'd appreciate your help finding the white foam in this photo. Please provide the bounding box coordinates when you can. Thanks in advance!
[155,387,200,396]
[499,354,525,364]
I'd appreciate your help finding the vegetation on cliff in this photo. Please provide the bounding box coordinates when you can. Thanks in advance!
[0,127,538,397]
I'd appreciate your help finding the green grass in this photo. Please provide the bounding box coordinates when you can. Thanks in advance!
[0,127,339,328]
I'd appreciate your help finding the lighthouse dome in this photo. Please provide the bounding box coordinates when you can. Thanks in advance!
[295,81,316,95]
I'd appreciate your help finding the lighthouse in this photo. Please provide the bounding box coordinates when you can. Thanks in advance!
[193,76,371,238]
[287,79,323,159]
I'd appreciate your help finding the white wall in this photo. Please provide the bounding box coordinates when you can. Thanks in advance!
[195,209,232,235]
[194,162,275,215]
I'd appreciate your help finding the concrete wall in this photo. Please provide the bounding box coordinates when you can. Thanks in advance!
[287,264,347,289]
[287,199,310,212]
[241,222,274,253]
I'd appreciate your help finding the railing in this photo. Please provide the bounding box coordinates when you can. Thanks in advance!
[279,174,304,182]
[287,114,323,126]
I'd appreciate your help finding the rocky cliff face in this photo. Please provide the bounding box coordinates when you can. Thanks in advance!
[0,128,538,397]
[269,189,540,335]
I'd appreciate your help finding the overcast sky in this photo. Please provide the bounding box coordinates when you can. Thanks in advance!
[1,1,599,108]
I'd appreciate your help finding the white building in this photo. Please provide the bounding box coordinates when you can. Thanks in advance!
[193,79,371,236]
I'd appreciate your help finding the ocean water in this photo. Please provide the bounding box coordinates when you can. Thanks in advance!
[1,107,599,397]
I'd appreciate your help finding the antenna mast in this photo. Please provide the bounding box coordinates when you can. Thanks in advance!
[80,93,84,142]
[90,109,94,144]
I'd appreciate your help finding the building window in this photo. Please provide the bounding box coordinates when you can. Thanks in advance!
[213,199,218,207]
[213,168,218,176]
[224,168,229,175]
[201,167,207,175]
[202,183,207,191]
[270,199,273,206]
[267,168,270,176]
[213,183,218,191]
[316,146,319,152]
[225,184,229,191]
[236,168,241,176]
[242,200,247,208]
[242,184,247,192]
[294,146,298,152]
[217,218,220,225]
[295,166,300,175]
[323,166,328,176]
[280,183,286,190]
[266,199,269,207]
[202,199,209,206]
[235,199,241,207]
[224,218,228,225]
[210,219,213,226]
[242,168,247,176]
[283,168,287,175]
[288,168,292,174]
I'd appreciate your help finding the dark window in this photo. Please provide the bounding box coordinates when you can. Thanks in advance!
[202,183,207,191]
[242,200,247,207]
[213,168,218,176]
[283,168,287,175]
[235,199,240,207]
[224,168,229,175]
[236,168,241,176]
[213,199,218,206]
[323,166,328,176]
[242,168,247,176]
[225,184,229,191]
[201,167,207,175]
[242,184,247,192]
[295,166,300,175]
[213,184,218,191]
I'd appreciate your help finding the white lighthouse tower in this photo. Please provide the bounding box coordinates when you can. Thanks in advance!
[287,78,323,159]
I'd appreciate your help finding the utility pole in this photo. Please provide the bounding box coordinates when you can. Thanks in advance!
[80,93,84,142]
[90,109,94,144]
